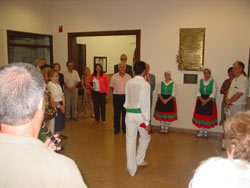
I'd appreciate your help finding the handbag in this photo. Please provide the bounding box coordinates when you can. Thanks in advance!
[44,106,57,121]
[44,87,57,121]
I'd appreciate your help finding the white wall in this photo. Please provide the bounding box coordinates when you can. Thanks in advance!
[77,36,136,74]
[0,0,249,132]
[51,0,250,132]
[0,0,52,66]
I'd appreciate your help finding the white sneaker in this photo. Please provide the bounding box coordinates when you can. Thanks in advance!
[197,130,203,137]
[128,170,136,176]
[159,126,165,134]
[137,161,148,167]
[204,131,208,138]
[164,128,168,133]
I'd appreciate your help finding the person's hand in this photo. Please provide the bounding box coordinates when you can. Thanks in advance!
[225,97,231,105]
[202,100,207,106]
[146,124,151,131]
[163,99,168,104]
[69,87,74,92]
[44,134,61,151]
[106,94,109,100]
[50,101,58,108]
[60,105,65,113]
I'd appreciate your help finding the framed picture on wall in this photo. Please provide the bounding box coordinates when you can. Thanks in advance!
[94,56,107,73]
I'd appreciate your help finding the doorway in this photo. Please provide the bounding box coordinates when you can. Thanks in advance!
[68,30,141,76]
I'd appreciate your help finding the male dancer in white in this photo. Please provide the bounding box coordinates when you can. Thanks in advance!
[124,61,151,176]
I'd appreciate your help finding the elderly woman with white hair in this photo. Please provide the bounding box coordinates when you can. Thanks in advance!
[154,70,177,133]
[192,68,218,137]
[189,157,250,188]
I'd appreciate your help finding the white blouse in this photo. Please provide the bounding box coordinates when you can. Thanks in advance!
[93,77,100,92]
[48,81,64,102]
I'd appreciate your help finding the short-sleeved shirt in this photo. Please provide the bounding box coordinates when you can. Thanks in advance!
[0,133,87,188]
[228,74,249,105]
[110,73,131,95]
[63,70,80,87]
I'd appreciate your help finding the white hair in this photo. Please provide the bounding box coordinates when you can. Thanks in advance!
[0,63,45,126]
[189,157,250,188]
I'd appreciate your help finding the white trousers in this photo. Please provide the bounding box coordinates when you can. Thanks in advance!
[125,113,151,176]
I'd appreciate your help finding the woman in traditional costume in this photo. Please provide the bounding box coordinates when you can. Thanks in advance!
[192,68,218,137]
[154,70,177,133]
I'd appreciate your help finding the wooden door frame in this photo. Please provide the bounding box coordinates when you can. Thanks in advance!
[68,29,141,65]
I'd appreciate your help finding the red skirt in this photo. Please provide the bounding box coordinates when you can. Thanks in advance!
[192,95,218,129]
[154,95,177,122]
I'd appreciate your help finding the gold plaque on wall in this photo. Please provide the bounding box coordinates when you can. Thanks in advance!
[176,28,205,71]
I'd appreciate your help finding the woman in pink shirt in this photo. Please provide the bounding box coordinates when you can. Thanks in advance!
[87,64,109,123]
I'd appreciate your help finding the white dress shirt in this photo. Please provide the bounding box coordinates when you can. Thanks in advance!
[228,74,249,105]
[124,76,151,125]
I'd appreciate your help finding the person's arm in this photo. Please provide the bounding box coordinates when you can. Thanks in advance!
[64,82,71,91]
[220,80,228,94]
[225,92,243,105]
[141,84,151,127]
[157,82,166,103]
[204,80,217,104]
[81,75,86,90]
[87,74,94,90]
[71,71,81,91]
[60,96,65,113]
[109,75,114,92]
[226,77,248,105]
[73,81,80,90]
[104,74,109,99]
[47,84,58,107]
[196,80,201,97]
[158,93,166,103]
[44,133,62,151]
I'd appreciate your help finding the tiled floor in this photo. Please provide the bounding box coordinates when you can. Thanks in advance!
[61,101,223,188]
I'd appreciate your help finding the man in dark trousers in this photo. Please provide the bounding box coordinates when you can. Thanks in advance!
[114,54,133,77]
[110,62,131,134]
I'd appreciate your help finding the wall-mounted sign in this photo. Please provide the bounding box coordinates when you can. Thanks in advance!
[184,74,198,84]
[177,28,205,71]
